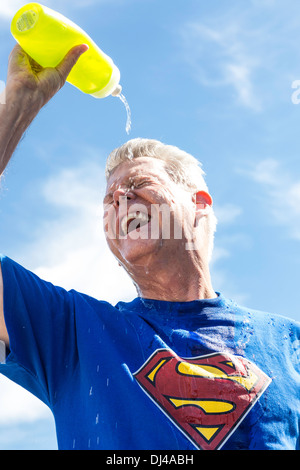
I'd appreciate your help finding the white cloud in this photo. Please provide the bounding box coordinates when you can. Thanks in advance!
[0,1,42,19]
[0,376,51,425]
[224,63,259,110]
[22,159,137,303]
[210,213,249,306]
[180,19,262,111]
[214,203,242,226]
[239,158,300,240]
[0,0,25,18]
[0,0,122,19]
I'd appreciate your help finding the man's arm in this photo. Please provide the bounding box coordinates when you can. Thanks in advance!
[0,43,88,345]
[0,43,88,175]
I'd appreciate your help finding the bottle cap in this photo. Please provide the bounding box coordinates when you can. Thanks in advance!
[111,85,122,96]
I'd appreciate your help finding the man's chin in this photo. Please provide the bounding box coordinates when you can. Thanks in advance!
[113,235,161,266]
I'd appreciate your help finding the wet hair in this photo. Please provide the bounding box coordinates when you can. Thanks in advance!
[106,138,207,190]
[105,138,217,261]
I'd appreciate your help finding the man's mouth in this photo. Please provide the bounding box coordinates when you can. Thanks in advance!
[120,211,151,236]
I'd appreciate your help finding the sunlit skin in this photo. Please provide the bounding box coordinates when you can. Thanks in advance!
[103,157,216,302]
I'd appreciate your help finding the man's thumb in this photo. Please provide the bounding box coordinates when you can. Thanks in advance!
[56,44,89,81]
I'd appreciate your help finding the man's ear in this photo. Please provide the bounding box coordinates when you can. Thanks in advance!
[193,191,213,224]
[195,190,213,209]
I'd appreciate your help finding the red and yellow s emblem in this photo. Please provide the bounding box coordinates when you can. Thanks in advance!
[134,349,271,450]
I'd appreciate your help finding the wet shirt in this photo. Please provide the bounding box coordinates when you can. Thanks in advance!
[0,255,299,450]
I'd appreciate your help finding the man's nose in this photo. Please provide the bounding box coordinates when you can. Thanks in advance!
[113,188,135,207]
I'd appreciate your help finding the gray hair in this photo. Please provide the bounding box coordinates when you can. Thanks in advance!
[106,138,207,191]
[105,138,217,260]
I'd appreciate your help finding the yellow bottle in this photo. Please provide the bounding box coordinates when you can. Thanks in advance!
[11,2,122,98]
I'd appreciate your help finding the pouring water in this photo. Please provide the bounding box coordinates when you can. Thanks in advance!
[118,93,132,135]
[112,86,132,135]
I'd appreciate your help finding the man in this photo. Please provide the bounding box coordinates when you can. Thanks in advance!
[0,45,299,451]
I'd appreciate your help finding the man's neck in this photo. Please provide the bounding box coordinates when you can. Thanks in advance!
[128,252,216,302]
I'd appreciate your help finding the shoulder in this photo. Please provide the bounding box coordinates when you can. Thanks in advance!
[231,299,300,355]
[227,295,300,329]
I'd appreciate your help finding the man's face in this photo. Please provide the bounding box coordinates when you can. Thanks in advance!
[103,157,199,268]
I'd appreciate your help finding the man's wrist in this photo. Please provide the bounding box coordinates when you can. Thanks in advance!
[0,84,42,175]
[4,81,44,120]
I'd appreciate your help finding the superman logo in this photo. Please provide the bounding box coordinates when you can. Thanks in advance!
[134,349,271,450]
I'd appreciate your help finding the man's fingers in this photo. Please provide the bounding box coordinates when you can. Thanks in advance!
[5,43,89,107]
[56,44,89,82]
[8,44,28,74]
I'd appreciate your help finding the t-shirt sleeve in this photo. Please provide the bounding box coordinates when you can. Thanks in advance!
[0,255,78,407]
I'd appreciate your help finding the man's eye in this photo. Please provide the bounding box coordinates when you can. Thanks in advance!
[134,180,149,189]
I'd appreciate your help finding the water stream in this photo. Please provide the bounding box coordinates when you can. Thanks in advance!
[117,93,132,135]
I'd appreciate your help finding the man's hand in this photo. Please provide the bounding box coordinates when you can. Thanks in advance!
[6,43,89,109]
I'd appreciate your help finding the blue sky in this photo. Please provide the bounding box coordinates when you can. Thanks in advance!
[0,0,300,450]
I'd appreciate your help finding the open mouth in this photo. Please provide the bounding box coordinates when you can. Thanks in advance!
[120,211,151,236]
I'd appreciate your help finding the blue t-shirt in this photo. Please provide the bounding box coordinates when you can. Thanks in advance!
[0,255,299,450]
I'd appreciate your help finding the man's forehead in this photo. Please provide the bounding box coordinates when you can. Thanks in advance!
[106,157,168,187]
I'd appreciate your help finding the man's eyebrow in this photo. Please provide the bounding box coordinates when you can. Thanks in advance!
[103,175,150,201]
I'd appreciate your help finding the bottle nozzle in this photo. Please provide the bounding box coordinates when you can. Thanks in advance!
[111,84,122,97]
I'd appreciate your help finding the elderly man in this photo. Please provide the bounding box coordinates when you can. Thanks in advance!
[0,46,299,451]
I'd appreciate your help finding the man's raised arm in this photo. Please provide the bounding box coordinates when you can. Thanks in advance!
[0,43,88,175]
[0,43,88,346]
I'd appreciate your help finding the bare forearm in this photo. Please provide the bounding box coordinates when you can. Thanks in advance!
[0,85,42,176]
[0,44,88,177]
